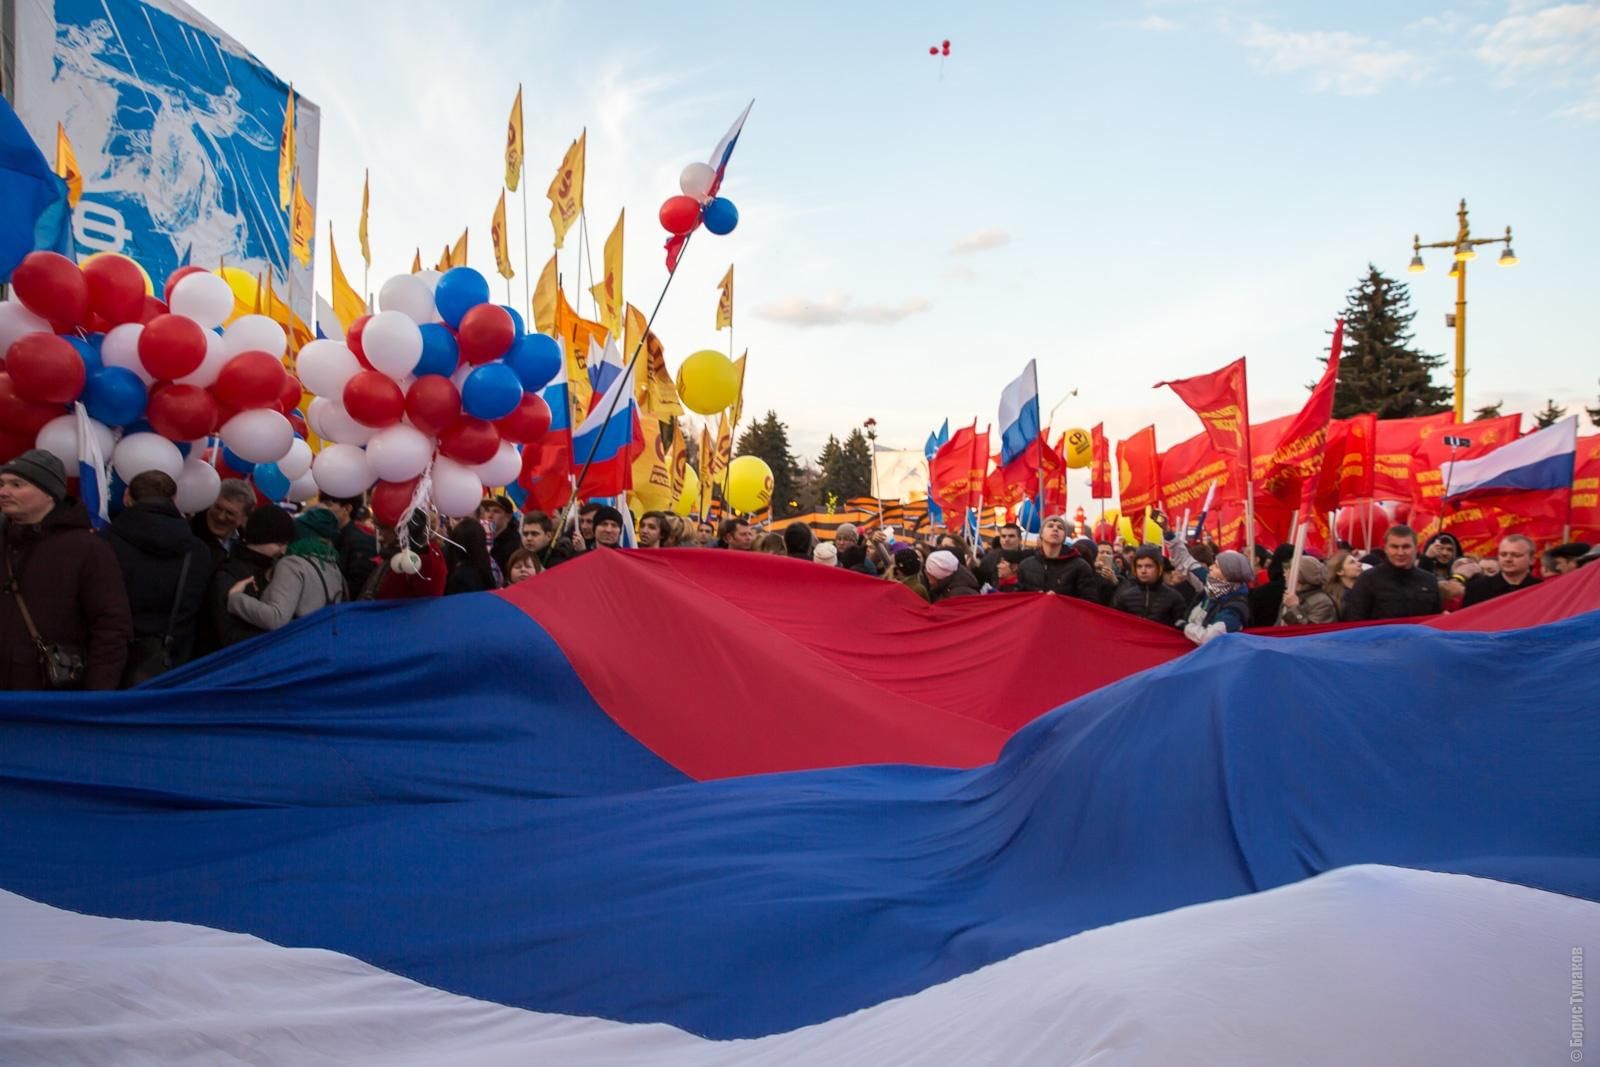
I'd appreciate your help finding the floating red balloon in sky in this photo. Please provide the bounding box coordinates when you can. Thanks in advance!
[928,45,938,55]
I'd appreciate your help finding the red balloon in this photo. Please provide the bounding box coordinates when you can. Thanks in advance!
[211,401,239,434]
[457,304,514,364]
[370,477,421,526]
[404,374,461,436]
[343,370,405,428]
[658,195,702,236]
[346,313,373,369]
[82,255,148,326]
[162,266,206,305]
[942,44,950,55]
[0,431,34,464]
[0,372,65,439]
[929,45,938,54]
[138,313,208,380]
[1334,504,1393,551]
[275,374,304,416]
[146,384,218,441]
[439,416,500,465]
[287,409,308,438]
[213,350,288,410]
[139,296,169,324]
[11,252,88,330]
[6,333,86,403]
[495,391,551,443]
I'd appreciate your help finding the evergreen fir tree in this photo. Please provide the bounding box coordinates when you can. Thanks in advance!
[1586,380,1600,428]
[1533,398,1568,429]
[734,410,803,516]
[1472,401,1504,421]
[1325,266,1451,419]
[817,430,872,502]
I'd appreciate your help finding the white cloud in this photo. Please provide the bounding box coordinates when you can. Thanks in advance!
[950,228,1011,255]
[1237,21,1423,96]
[1474,3,1600,118]
[1124,15,1180,32]
[943,265,979,284]
[755,292,931,327]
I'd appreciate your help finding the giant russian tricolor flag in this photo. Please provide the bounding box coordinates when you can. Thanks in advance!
[2,552,1598,1062]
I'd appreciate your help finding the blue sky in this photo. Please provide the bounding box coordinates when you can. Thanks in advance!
[192,0,1600,470]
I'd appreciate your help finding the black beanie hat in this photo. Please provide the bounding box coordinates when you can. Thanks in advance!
[591,504,624,529]
[242,504,296,546]
[0,449,68,503]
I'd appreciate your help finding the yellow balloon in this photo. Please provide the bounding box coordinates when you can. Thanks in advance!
[78,251,155,296]
[672,466,700,516]
[725,455,774,514]
[1062,427,1093,469]
[215,266,260,324]
[1102,507,1121,526]
[675,350,739,415]
[1116,515,1163,545]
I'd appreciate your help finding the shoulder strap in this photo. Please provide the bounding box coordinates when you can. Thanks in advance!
[2,532,45,646]
[162,548,195,644]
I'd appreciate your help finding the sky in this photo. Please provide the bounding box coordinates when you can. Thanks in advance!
[190,0,1600,477]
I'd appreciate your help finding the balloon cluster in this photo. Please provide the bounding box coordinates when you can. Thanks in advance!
[928,39,951,56]
[0,251,309,513]
[659,162,739,241]
[297,265,561,524]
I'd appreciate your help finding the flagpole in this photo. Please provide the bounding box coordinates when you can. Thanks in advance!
[520,160,532,317]
[1032,360,1046,526]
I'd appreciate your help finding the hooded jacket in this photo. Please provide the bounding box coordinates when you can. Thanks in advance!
[928,565,982,602]
[103,499,210,661]
[1017,546,1109,603]
[0,500,131,690]
[1277,556,1338,625]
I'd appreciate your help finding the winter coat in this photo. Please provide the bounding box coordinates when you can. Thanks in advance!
[201,545,278,651]
[896,574,931,603]
[376,546,449,600]
[1461,571,1541,608]
[0,501,132,690]
[445,562,497,596]
[1110,578,1188,627]
[102,499,210,669]
[334,522,378,603]
[929,566,982,602]
[491,525,521,577]
[1342,561,1442,621]
[189,511,234,569]
[1183,588,1251,645]
[227,553,345,631]
[1279,588,1339,625]
[1017,549,1110,603]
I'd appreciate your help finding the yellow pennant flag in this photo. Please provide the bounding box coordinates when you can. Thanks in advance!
[327,225,365,332]
[505,85,524,192]
[451,228,469,268]
[716,265,733,331]
[410,248,422,274]
[435,245,452,273]
[588,208,623,339]
[290,176,314,266]
[626,302,682,419]
[277,85,295,212]
[729,351,748,428]
[545,130,585,249]
[54,122,82,208]
[669,420,690,508]
[553,287,606,423]
[358,170,371,269]
[532,254,559,333]
[630,415,675,514]
[698,423,715,518]
[492,190,514,280]
[712,412,733,484]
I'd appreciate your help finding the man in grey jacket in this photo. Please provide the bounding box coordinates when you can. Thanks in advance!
[226,508,346,631]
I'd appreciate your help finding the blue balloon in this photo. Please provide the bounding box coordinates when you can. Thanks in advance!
[461,363,524,421]
[175,439,192,458]
[503,333,562,392]
[434,267,490,328]
[499,305,525,336]
[702,197,739,236]
[66,335,103,374]
[222,445,255,476]
[416,323,460,378]
[82,367,147,427]
[253,462,291,501]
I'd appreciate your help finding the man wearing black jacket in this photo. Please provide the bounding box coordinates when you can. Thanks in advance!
[1111,545,1187,626]
[1342,525,1442,621]
[102,470,211,684]
[1018,515,1111,603]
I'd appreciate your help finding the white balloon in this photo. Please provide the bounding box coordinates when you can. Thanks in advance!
[169,272,235,330]
[287,469,319,503]
[378,274,436,324]
[449,362,473,392]
[176,329,228,388]
[679,161,716,201]
[222,314,286,359]
[312,443,377,497]
[0,300,50,355]
[431,456,484,518]
[471,440,522,488]
[309,397,377,446]
[297,339,362,398]
[112,432,184,483]
[365,423,436,482]
[174,457,222,514]
[100,323,156,385]
[361,310,423,380]
[415,269,443,294]
[276,437,314,480]
[220,409,293,464]
[35,414,114,469]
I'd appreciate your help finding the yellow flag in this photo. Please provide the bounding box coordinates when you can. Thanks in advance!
[545,130,585,249]
[254,271,265,316]
[669,420,689,508]
[698,423,715,518]
[630,415,675,514]
[290,176,314,266]
[411,248,422,274]
[729,351,748,428]
[451,228,469,268]
[588,208,623,339]
[277,86,295,212]
[358,170,371,268]
[505,85,524,191]
[260,269,313,353]
[54,123,83,208]
[626,302,682,418]
[492,190,514,280]
[716,265,733,331]
[328,225,364,332]
[532,254,559,333]
[714,412,733,484]
[554,287,606,424]
[435,245,452,273]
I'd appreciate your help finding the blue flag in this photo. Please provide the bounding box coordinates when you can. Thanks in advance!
[0,97,73,280]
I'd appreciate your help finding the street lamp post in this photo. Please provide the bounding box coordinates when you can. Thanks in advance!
[1407,198,1518,422]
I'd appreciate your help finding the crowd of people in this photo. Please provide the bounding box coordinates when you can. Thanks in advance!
[3,443,1593,692]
